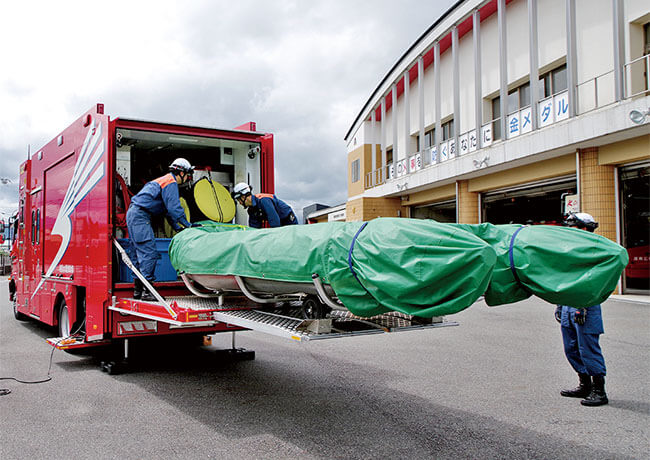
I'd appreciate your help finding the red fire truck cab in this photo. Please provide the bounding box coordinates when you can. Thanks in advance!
[11,104,275,351]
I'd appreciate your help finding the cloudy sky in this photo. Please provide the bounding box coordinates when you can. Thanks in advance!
[0,0,455,222]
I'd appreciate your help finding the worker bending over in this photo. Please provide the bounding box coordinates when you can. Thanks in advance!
[126,158,198,300]
[231,182,297,228]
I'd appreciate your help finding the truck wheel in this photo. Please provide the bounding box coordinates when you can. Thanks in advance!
[13,299,29,321]
[58,302,71,337]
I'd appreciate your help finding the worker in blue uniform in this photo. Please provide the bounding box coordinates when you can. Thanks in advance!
[555,212,608,406]
[231,182,297,228]
[126,158,198,300]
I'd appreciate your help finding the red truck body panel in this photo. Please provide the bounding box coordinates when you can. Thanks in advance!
[13,104,274,343]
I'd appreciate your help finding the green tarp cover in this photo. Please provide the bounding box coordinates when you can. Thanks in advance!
[169,219,628,317]
[169,219,496,317]
[455,223,629,308]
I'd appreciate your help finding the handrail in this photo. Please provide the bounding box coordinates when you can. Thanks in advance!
[113,238,177,319]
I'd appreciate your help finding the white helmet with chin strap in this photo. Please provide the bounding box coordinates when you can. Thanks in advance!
[563,212,599,232]
[231,182,252,200]
[169,158,194,175]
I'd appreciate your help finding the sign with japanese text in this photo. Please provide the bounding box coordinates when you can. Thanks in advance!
[469,129,478,152]
[555,91,569,121]
[507,112,520,139]
[408,153,422,173]
[396,158,408,177]
[539,98,554,127]
[564,194,579,214]
[459,134,469,155]
[440,141,449,162]
[481,124,492,147]
[430,145,438,164]
[520,107,532,134]
[448,138,456,159]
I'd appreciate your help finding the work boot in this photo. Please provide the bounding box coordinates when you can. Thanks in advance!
[133,278,143,299]
[560,373,592,398]
[581,376,608,406]
[139,279,157,302]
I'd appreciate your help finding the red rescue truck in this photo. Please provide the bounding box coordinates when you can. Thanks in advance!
[10,104,454,373]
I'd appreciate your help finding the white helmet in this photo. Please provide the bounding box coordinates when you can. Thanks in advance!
[231,182,252,200]
[169,158,194,174]
[564,212,598,232]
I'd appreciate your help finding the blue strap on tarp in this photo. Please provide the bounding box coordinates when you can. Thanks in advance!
[508,225,532,293]
[348,222,373,296]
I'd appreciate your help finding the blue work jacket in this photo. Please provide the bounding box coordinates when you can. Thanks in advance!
[248,193,296,228]
[130,173,191,231]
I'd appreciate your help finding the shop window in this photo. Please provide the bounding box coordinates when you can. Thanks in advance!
[620,164,650,293]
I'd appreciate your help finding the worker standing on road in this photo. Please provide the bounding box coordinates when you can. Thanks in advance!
[231,182,297,228]
[554,212,608,406]
[126,158,198,300]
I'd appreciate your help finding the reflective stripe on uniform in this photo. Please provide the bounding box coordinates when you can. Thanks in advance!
[154,173,176,189]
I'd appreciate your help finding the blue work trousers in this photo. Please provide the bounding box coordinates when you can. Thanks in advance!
[126,205,160,281]
[560,305,606,377]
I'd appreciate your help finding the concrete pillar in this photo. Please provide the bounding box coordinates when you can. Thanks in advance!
[578,148,616,241]
[456,180,479,224]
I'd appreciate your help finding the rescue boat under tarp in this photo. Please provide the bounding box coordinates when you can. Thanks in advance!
[168,219,628,317]
[169,219,497,318]
[453,223,629,308]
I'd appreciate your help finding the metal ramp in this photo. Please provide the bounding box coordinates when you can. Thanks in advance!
[214,309,458,342]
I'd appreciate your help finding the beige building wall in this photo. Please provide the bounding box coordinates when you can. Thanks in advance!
[599,135,650,166]
[468,154,576,192]
[346,197,404,222]
[579,148,616,241]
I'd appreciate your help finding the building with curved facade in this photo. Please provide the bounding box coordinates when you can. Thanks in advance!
[344,0,649,294]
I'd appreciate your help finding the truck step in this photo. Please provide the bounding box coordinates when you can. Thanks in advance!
[46,336,110,350]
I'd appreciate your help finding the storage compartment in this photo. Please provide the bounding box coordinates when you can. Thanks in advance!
[117,238,178,282]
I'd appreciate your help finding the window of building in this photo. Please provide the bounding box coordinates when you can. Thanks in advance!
[351,159,360,183]
[442,119,454,141]
[416,127,436,151]
[539,64,567,99]
[386,147,393,165]
[490,64,567,140]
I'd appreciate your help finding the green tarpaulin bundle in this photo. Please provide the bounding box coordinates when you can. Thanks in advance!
[169,218,496,317]
[169,218,629,318]
[455,223,629,308]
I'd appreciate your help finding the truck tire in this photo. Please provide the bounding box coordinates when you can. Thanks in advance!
[13,299,29,321]
[58,301,71,337]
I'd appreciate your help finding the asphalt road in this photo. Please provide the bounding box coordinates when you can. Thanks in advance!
[1,277,648,459]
